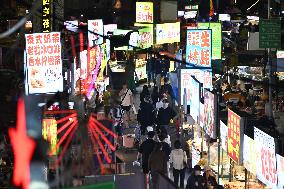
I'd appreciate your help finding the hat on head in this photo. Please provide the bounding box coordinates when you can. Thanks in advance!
[194,165,202,171]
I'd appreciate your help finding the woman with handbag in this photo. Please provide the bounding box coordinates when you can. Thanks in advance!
[170,140,187,189]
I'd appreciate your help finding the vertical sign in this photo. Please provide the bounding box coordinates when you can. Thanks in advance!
[227,109,243,163]
[189,76,200,122]
[42,0,52,32]
[25,32,63,94]
[198,23,222,60]
[88,19,104,47]
[243,135,257,174]
[254,127,277,188]
[42,119,57,155]
[186,29,212,67]
[136,2,153,23]
[204,90,216,138]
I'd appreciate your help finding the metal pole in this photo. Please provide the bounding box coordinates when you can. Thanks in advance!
[268,0,273,119]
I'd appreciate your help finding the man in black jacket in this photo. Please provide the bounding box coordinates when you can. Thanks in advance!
[186,165,206,189]
[137,96,155,135]
[156,99,177,133]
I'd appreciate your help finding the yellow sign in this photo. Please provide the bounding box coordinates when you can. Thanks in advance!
[42,0,52,32]
[156,22,180,44]
[136,2,153,23]
[42,119,57,155]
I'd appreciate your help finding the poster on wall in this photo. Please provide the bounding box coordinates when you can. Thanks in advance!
[136,2,153,23]
[25,32,63,94]
[227,109,244,164]
[198,23,222,60]
[134,23,153,49]
[204,90,216,138]
[186,29,212,67]
[88,19,104,47]
[254,127,277,188]
[220,120,228,152]
[42,118,57,155]
[276,154,284,189]
[156,22,180,44]
[189,76,200,122]
[243,135,257,175]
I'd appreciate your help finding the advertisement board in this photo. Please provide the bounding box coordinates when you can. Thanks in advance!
[134,23,153,49]
[42,0,51,32]
[220,120,228,152]
[42,119,57,155]
[204,90,216,138]
[254,127,277,188]
[88,19,104,47]
[227,109,243,164]
[276,154,284,189]
[180,69,212,105]
[186,29,212,67]
[189,76,200,122]
[243,135,256,174]
[136,2,153,23]
[135,59,147,80]
[25,32,63,94]
[156,22,180,44]
[198,23,222,60]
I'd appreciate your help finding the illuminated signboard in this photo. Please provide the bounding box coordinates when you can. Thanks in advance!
[180,69,212,105]
[227,109,244,163]
[189,76,200,122]
[156,22,180,44]
[134,23,153,49]
[42,0,52,32]
[254,127,277,188]
[104,24,117,62]
[277,50,284,58]
[88,19,104,47]
[135,59,147,80]
[220,121,228,152]
[204,90,216,138]
[243,135,256,174]
[277,154,284,188]
[25,32,63,94]
[198,23,222,60]
[42,119,57,155]
[186,29,212,67]
[136,2,153,23]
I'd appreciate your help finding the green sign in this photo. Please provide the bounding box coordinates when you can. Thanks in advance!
[64,182,115,189]
[198,22,222,60]
[134,23,154,49]
[259,19,281,48]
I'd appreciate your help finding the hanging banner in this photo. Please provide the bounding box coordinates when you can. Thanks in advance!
[254,127,277,188]
[156,22,180,44]
[220,120,228,152]
[134,23,153,49]
[204,90,216,138]
[186,29,212,67]
[42,0,52,32]
[88,19,104,47]
[277,154,284,189]
[189,76,200,122]
[227,109,244,164]
[25,32,63,94]
[136,2,154,23]
[42,118,57,155]
[243,135,257,175]
[198,22,222,60]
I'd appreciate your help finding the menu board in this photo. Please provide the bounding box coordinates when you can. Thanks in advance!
[243,135,256,174]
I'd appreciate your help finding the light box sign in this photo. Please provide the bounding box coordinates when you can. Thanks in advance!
[254,127,277,188]
[189,76,200,122]
[204,90,216,138]
[136,2,153,23]
[180,69,212,105]
[220,120,228,152]
[198,23,222,60]
[186,29,212,67]
[227,109,244,164]
[243,135,257,175]
[156,22,180,44]
[25,32,63,94]
[134,23,153,49]
[88,19,104,47]
[42,119,57,155]
[277,50,284,58]
[42,0,52,32]
[277,154,284,189]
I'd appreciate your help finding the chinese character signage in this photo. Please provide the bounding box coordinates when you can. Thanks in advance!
[25,32,63,94]
[198,23,222,60]
[276,154,284,189]
[134,23,153,49]
[220,120,228,152]
[186,29,212,67]
[88,19,104,47]
[42,0,52,32]
[254,127,277,188]
[156,22,180,44]
[180,69,212,105]
[189,76,200,122]
[136,2,153,23]
[227,109,243,163]
[243,135,256,175]
[204,90,216,138]
[42,119,57,155]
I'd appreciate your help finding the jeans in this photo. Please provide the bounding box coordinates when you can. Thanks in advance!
[173,168,185,188]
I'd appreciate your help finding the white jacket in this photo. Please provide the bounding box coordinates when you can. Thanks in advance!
[170,149,187,170]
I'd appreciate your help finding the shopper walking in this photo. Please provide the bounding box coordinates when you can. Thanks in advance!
[170,140,187,189]
[156,99,177,133]
[119,83,134,127]
[137,96,155,135]
[186,165,206,189]
[160,77,174,106]
[148,142,168,189]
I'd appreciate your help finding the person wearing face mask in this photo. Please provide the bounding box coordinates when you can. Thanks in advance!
[186,165,206,189]
[156,99,177,133]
